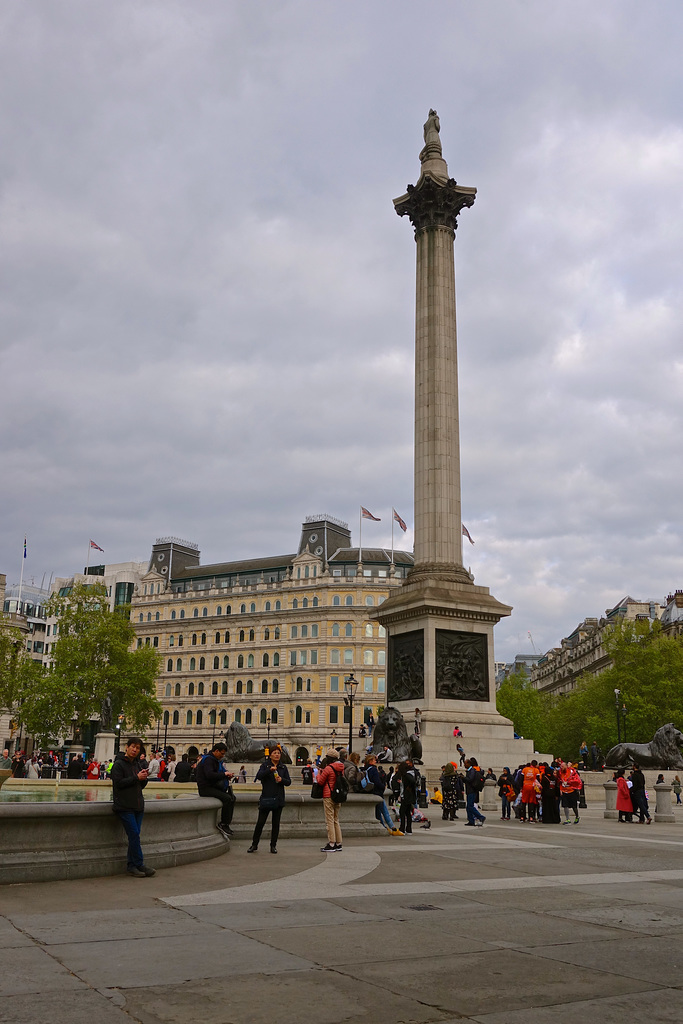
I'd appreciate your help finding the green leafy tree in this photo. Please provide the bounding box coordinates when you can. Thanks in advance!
[0,615,42,723]
[19,582,161,742]
[496,669,552,752]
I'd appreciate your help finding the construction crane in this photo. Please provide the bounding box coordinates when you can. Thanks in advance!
[527,631,538,654]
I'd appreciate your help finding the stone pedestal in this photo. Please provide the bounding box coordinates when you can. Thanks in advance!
[94,731,117,764]
[603,781,618,819]
[654,782,675,823]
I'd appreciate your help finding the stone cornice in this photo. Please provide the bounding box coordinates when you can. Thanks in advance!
[394,175,476,234]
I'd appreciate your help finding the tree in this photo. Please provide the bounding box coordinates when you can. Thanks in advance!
[19,582,161,742]
[0,615,42,723]
[496,669,552,753]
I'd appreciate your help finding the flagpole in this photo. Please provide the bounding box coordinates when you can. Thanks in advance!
[17,537,26,614]
[86,540,90,575]
[391,509,395,566]
[358,507,362,566]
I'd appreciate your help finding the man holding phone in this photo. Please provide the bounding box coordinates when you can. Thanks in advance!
[111,737,156,877]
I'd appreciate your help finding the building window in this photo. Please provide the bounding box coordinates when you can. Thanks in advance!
[292,598,298,609]
[137,639,143,649]
[193,608,199,618]
[330,676,340,691]
[213,656,219,669]
[186,711,193,725]
[275,600,281,611]
[299,650,307,665]
[261,679,268,694]
[306,678,312,691]
[176,658,182,672]
[245,709,252,725]
[377,677,385,692]
[333,569,342,577]
[209,709,216,725]
[262,653,269,667]
[222,680,228,694]
[174,682,181,696]
[192,634,197,646]
[301,625,308,638]
[260,708,267,724]
[180,609,185,619]
[199,657,205,671]
[290,651,296,666]
[219,709,227,725]
[173,710,179,725]
[274,626,281,640]
[313,596,318,607]
[364,650,373,665]
[272,679,279,693]
[264,627,270,640]
[169,635,175,647]
[378,651,385,666]
[295,705,302,724]
[196,710,203,725]
[201,607,207,617]
[364,676,373,691]
[190,658,196,671]
[330,649,340,665]
[332,623,340,637]
[223,655,229,669]
[178,635,183,647]
[240,604,246,614]
[344,649,353,664]
[291,626,298,639]
[250,603,256,613]
[167,659,173,672]
[247,654,254,668]
[365,623,373,637]
[302,597,308,608]
[265,601,271,611]
[226,605,231,615]
[235,709,242,723]
[215,632,221,644]
[333,595,340,606]
[311,624,318,638]
[198,682,204,696]
[310,650,318,665]
[249,628,255,642]
[225,630,230,643]
[216,607,222,617]
[365,596,374,606]
[271,708,278,724]
[165,683,171,697]
[201,633,206,645]
[273,652,280,666]
[345,595,353,606]
[238,655,244,668]
[145,637,151,647]
[212,681,218,695]
[345,623,353,637]
[246,680,253,694]
[296,677,303,692]
[329,706,338,724]
[239,630,245,642]
[171,610,176,620]
[155,612,160,621]
[236,680,243,694]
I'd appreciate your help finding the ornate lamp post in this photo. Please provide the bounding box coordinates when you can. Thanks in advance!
[267,712,272,747]
[343,672,359,755]
[211,709,217,747]
[621,702,628,744]
[614,689,622,745]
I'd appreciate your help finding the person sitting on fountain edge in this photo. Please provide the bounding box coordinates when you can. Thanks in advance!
[196,741,236,838]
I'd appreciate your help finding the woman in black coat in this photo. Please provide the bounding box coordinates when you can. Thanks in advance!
[247,746,291,854]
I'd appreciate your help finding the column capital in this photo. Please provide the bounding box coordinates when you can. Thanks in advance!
[394,176,476,235]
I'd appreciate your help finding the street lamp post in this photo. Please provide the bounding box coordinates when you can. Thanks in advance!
[211,710,217,747]
[621,703,628,744]
[155,717,161,754]
[163,715,168,753]
[267,713,272,747]
[614,689,622,745]
[343,672,359,756]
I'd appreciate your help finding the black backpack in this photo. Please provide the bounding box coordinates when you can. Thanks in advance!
[331,768,349,804]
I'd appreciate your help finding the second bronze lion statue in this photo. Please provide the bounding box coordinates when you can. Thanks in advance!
[371,706,422,763]
[224,721,292,764]
[604,723,683,770]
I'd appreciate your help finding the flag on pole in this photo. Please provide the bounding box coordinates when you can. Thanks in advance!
[23,537,27,559]
[392,509,408,533]
[90,540,105,552]
[462,524,475,545]
[360,507,381,521]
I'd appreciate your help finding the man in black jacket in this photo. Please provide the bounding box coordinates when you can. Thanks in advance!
[196,741,235,838]
[110,737,156,877]
[464,758,486,827]
[630,763,652,824]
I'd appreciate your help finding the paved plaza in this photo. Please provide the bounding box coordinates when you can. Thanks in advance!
[3,804,683,1023]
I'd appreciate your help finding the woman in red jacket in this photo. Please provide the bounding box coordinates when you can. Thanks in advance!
[318,748,345,853]
[615,767,634,822]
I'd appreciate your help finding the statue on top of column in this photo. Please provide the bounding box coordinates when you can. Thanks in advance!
[423,109,442,153]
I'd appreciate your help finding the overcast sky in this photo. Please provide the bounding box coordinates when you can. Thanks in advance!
[2,1,683,662]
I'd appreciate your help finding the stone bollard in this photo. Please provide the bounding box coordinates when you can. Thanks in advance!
[481,777,498,812]
[654,782,675,823]
[603,780,618,819]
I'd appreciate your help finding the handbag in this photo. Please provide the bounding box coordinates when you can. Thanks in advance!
[259,795,280,810]
[310,782,324,799]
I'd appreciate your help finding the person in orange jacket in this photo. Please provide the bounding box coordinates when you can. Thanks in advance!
[519,760,541,822]
[559,761,582,824]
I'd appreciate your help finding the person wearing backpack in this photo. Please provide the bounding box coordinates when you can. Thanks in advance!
[464,758,486,826]
[317,748,347,852]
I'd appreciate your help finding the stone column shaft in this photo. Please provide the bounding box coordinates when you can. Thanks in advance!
[414,222,461,567]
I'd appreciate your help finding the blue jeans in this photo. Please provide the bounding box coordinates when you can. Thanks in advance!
[115,810,144,869]
[466,793,485,824]
[375,799,394,830]
[501,796,510,819]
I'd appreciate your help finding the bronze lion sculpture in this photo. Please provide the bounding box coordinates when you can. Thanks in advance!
[604,723,683,770]
[224,721,292,764]
[371,706,422,763]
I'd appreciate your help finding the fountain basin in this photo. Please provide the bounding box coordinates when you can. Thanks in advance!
[0,796,227,885]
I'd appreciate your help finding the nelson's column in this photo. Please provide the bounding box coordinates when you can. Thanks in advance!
[376,111,538,768]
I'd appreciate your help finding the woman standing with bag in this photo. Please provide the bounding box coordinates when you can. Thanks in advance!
[247,746,291,854]
[318,747,346,853]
